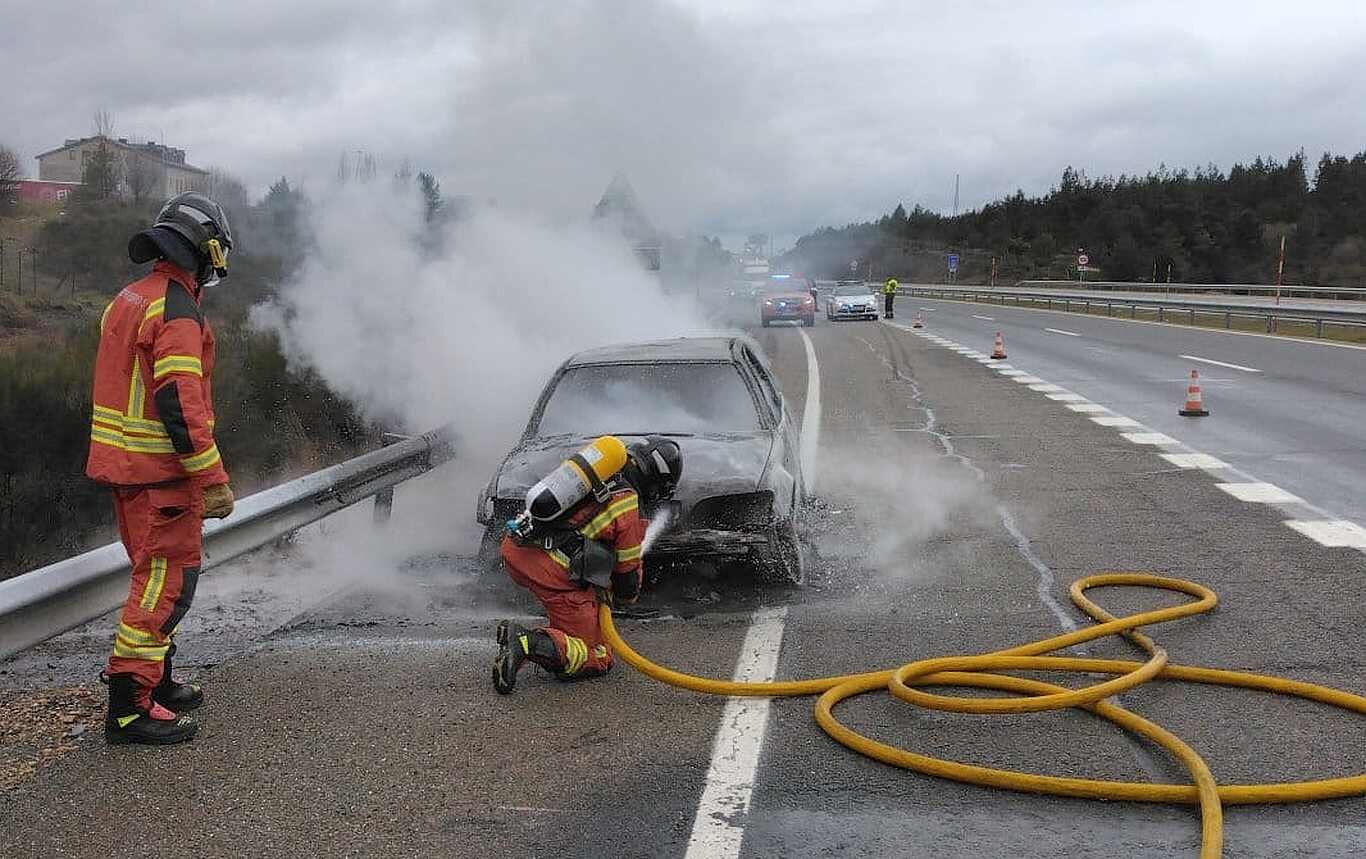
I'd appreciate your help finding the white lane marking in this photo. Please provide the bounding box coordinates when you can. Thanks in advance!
[1045,327,1081,337]
[1091,416,1143,428]
[1160,453,1230,469]
[1218,482,1304,504]
[1179,354,1262,373]
[972,314,995,321]
[1122,432,1181,446]
[797,328,822,493]
[1028,383,1065,393]
[1284,520,1366,548]
[683,606,789,859]
[1011,375,1047,384]
[997,369,1026,376]
[1066,403,1111,413]
[1047,392,1089,402]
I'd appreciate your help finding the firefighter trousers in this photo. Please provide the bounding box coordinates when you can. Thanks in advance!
[106,482,203,704]
[502,540,614,677]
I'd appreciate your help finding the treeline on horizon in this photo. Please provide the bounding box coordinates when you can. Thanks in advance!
[782,151,1366,286]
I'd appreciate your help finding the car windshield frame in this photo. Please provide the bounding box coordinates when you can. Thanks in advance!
[527,359,771,439]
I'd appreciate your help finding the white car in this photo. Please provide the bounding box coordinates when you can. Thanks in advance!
[825,283,879,321]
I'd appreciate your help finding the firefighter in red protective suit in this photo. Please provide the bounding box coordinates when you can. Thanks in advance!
[87,193,237,745]
[493,438,683,694]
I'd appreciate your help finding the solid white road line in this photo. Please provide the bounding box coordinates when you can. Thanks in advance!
[1218,482,1303,504]
[1160,453,1230,469]
[997,369,1026,376]
[1122,432,1180,446]
[972,314,995,321]
[1179,354,1262,373]
[1284,520,1366,548]
[1045,327,1081,337]
[797,329,821,493]
[1066,403,1111,413]
[683,606,789,859]
[1091,416,1143,428]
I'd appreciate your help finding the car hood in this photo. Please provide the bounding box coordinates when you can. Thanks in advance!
[761,291,812,302]
[494,433,775,503]
[833,294,876,303]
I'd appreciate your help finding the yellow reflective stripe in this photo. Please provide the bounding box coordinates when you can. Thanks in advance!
[90,427,176,455]
[113,638,170,661]
[138,558,167,612]
[117,623,165,645]
[547,549,571,569]
[615,545,642,563]
[126,357,147,418]
[180,444,221,473]
[581,497,638,540]
[143,298,165,323]
[563,636,587,674]
[153,355,203,380]
[93,406,169,436]
[116,714,141,728]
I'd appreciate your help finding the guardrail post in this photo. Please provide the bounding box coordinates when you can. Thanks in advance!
[1189,309,1196,325]
[1158,307,1164,322]
[1224,312,1231,329]
[373,432,410,524]
[1266,315,1274,333]
[1316,319,1325,338]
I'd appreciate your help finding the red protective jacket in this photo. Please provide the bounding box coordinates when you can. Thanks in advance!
[86,261,229,488]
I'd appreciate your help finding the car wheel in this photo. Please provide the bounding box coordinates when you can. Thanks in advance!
[758,521,805,584]
[761,319,770,327]
[477,524,505,577]
[803,316,815,327]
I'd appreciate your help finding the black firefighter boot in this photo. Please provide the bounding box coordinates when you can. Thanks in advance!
[492,621,560,695]
[105,673,198,745]
[152,645,204,712]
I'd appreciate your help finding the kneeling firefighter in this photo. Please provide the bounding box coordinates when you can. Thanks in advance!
[493,436,683,694]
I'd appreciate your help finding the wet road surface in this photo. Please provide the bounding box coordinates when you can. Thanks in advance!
[4,314,1366,858]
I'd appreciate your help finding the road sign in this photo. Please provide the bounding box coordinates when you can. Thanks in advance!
[1077,253,1090,266]
[947,253,960,274]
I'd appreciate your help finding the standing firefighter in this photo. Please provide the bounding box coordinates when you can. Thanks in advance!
[493,436,682,694]
[883,276,898,319]
[87,193,236,745]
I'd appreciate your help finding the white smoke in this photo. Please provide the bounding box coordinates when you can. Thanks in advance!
[254,184,711,558]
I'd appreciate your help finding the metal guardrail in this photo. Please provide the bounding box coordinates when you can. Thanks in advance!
[1017,280,1366,300]
[901,286,1366,337]
[0,425,456,661]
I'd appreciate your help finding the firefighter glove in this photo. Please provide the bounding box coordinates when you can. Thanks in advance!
[202,483,235,519]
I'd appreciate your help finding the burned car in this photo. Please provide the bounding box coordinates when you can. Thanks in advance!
[477,336,805,581]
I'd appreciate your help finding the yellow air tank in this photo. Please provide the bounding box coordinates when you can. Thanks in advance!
[526,435,629,522]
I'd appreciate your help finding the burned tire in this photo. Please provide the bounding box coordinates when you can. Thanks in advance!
[758,521,804,584]
[477,524,505,577]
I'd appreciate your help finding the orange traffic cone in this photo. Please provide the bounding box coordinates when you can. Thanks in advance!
[1179,369,1209,416]
[911,312,924,329]
[990,331,1007,360]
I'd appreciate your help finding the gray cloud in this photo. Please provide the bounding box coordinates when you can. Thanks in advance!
[5,0,1365,247]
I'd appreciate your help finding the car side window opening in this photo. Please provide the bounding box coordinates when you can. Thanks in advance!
[741,348,782,423]
[535,362,764,436]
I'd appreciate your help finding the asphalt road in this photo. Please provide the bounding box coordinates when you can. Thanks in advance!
[4,312,1366,858]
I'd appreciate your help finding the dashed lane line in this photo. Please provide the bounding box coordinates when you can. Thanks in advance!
[683,608,789,859]
[1045,327,1081,337]
[1179,354,1262,373]
[972,314,995,321]
[1217,483,1304,504]
[890,322,1366,556]
[680,326,824,858]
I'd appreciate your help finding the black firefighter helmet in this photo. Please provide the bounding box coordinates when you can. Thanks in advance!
[128,192,235,285]
[621,437,683,505]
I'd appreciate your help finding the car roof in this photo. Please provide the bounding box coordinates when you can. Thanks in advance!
[565,336,742,366]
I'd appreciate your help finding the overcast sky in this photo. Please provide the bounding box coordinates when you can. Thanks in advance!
[5,0,1366,249]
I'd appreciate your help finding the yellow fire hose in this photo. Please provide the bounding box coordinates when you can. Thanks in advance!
[598,573,1366,858]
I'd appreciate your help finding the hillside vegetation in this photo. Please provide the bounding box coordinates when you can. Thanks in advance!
[783,151,1366,287]
[0,182,373,580]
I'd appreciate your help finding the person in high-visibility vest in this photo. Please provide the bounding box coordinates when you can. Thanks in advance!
[87,193,236,745]
[883,277,899,319]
